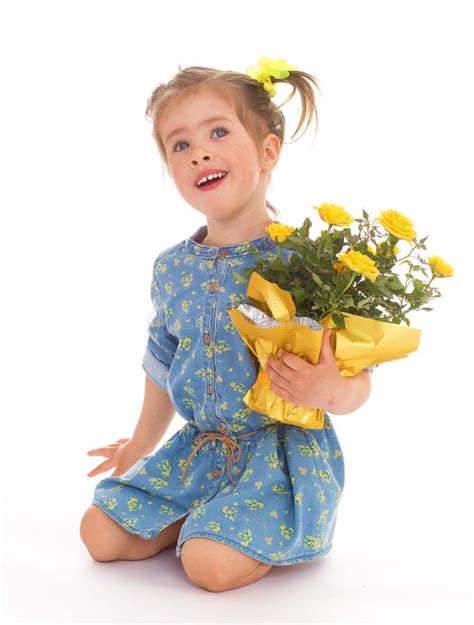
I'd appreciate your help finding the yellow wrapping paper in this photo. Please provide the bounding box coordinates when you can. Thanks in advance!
[227,271,422,429]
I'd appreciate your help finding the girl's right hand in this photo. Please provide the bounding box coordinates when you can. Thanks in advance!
[86,438,151,478]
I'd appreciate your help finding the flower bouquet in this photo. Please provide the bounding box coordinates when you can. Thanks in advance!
[227,204,454,429]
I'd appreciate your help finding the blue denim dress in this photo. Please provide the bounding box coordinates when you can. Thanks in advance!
[92,224,375,566]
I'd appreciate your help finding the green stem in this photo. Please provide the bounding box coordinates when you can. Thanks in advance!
[399,273,409,312]
[396,243,419,263]
[399,271,435,317]
[341,271,357,294]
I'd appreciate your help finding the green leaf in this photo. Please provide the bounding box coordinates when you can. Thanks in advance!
[378,285,393,297]
[331,311,347,329]
[385,276,405,291]
[413,279,424,292]
[357,297,373,309]
[232,270,248,285]
[362,209,369,220]
[298,217,312,237]
[310,272,324,287]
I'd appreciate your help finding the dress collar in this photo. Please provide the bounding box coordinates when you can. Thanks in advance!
[185,222,280,258]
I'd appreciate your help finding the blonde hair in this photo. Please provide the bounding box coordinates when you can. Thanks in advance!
[145,64,322,219]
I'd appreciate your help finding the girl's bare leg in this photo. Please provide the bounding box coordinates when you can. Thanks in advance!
[80,504,186,562]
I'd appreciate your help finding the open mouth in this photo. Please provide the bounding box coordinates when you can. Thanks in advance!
[195,172,228,192]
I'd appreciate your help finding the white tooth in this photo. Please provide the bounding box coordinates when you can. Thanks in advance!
[197,172,226,186]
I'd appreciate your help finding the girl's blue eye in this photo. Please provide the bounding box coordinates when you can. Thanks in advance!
[173,127,229,152]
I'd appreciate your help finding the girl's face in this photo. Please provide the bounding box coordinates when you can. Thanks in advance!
[157,89,279,223]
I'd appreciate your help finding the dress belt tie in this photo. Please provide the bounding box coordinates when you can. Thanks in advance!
[180,424,274,486]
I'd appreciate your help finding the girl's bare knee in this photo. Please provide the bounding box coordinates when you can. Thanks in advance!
[80,504,187,562]
[80,504,128,561]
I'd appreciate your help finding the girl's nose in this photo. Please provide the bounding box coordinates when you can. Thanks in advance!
[190,146,212,163]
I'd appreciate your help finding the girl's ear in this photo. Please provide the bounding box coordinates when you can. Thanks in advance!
[262,133,281,171]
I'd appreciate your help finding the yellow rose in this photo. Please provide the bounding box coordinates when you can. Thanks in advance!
[266,223,296,242]
[428,255,454,277]
[376,241,400,257]
[333,261,350,274]
[313,202,354,226]
[337,249,380,283]
[377,209,416,241]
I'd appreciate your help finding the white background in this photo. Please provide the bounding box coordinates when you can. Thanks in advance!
[1,0,472,623]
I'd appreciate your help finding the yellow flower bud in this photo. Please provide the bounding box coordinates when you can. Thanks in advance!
[377,209,416,241]
[428,255,454,277]
[266,223,296,242]
[337,249,380,283]
[313,203,354,226]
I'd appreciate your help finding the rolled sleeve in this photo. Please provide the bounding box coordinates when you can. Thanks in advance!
[141,259,178,392]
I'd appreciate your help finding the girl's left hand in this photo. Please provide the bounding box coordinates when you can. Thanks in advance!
[263,329,347,410]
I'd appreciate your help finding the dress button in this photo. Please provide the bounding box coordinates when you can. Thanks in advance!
[207,384,212,394]
[213,468,221,477]
[204,334,210,343]
[209,280,218,291]
[218,249,228,257]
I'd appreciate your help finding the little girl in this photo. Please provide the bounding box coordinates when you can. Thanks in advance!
[80,57,374,593]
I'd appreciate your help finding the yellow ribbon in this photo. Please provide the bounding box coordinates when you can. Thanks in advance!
[245,56,298,97]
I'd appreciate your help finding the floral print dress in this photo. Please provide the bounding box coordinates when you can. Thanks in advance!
[91,224,375,566]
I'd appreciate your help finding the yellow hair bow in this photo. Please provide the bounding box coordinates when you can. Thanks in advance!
[245,56,298,97]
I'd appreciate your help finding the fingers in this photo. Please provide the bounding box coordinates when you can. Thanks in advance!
[87,458,113,478]
[87,438,130,453]
[268,368,292,390]
[86,438,130,477]
[265,356,292,386]
[87,443,123,457]
[87,447,116,457]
